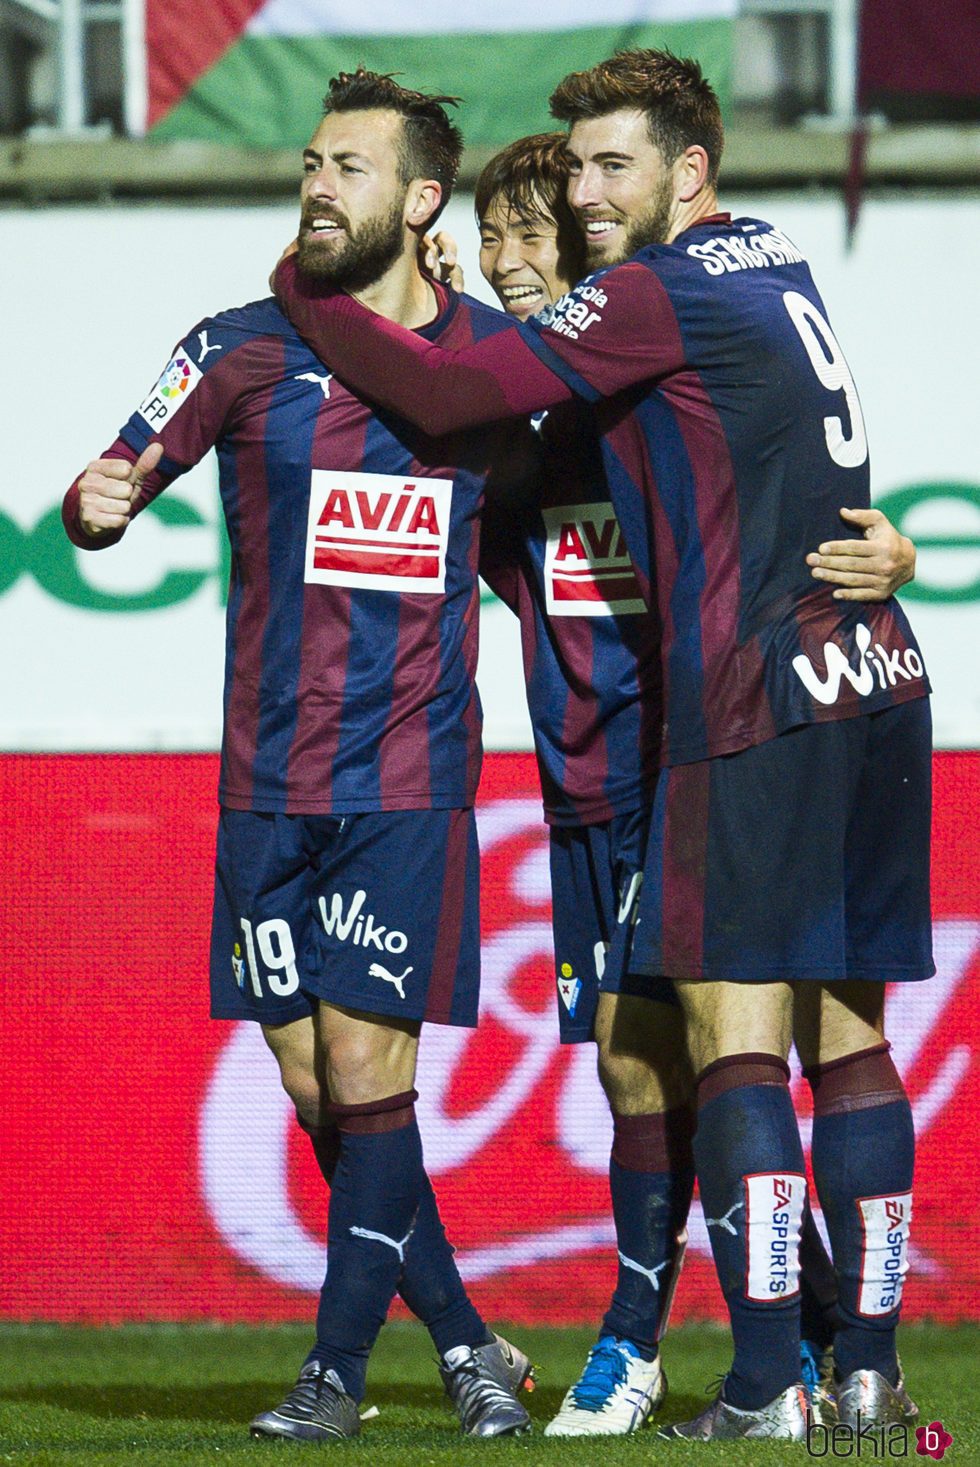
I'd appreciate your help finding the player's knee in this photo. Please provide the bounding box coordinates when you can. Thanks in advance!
[597,1043,670,1113]
[321,1017,418,1105]
[261,1019,325,1121]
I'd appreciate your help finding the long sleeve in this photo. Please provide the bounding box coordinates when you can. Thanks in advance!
[274,256,573,435]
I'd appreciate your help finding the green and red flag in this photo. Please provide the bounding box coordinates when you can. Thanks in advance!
[146,0,736,150]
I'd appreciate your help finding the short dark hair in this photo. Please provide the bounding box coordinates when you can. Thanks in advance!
[474,133,573,232]
[550,48,724,186]
[323,67,464,224]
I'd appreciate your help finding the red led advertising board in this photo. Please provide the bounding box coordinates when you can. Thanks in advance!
[1,753,977,1324]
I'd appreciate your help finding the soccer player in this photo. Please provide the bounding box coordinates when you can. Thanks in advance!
[272,51,933,1442]
[456,131,914,1437]
[61,69,536,1443]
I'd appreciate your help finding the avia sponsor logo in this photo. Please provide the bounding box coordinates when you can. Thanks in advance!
[542,503,645,617]
[792,622,926,706]
[306,470,451,594]
[856,1192,912,1317]
[538,282,607,341]
[138,352,202,428]
[317,887,409,956]
[688,226,805,277]
[745,1172,805,1300]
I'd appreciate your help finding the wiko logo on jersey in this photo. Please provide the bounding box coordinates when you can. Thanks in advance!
[306,470,451,594]
[856,1192,912,1317]
[542,503,645,617]
[745,1173,805,1301]
[317,887,409,956]
[138,353,203,428]
[792,621,926,706]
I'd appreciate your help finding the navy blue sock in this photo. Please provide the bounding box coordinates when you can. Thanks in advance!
[694,1055,806,1411]
[300,1113,488,1357]
[307,1091,426,1400]
[397,1179,490,1357]
[799,1198,840,1351]
[600,1106,695,1358]
[806,1045,914,1386]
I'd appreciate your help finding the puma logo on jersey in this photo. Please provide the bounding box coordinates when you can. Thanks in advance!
[368,962,413,999]
[296,370,333,398]
[542,503,645,616]
[197,330,222,362]
[306,470,452,594]
[792,622,925,706]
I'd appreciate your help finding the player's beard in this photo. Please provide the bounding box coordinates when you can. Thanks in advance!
[584,173,675,269]
[297,194,406,292]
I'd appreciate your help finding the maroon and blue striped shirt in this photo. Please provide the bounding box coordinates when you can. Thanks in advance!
[63,288,525,814]
[275,218,930,768]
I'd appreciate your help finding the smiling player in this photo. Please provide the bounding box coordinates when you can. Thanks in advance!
[274,51,932,1440]
[62,68,536,1444]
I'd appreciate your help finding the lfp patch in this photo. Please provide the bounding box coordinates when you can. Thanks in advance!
[139,354,203,429]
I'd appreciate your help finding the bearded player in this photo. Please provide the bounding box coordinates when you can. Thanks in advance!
[63,69,538,1444]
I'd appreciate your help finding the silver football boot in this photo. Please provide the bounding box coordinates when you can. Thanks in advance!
[249,1361,361,1441]
[837,1365,918,1430]
[439,1332,534,1436]
[659,1381,810,1441]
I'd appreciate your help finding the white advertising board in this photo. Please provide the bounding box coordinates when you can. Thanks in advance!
[1,193,977,750]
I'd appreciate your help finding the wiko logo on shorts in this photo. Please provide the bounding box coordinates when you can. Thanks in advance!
[745,1172,805,1300]
[792,622,925,706]
[318,888,409,956]
[306,470,451,593]
[857,1193,912,1317]
[806,1412,951,1458]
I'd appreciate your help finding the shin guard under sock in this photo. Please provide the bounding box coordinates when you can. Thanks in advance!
[299,1111,487,1357]
[695,1054,806,1411]
[600,1105,695,1358]
[307,1091,425,1399]
[805,1045,914,1385]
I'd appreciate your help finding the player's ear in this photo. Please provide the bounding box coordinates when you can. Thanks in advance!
[405,179,443,231]
[675,145,709,202]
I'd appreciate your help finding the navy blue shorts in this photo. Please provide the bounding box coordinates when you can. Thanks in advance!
[631,699,934,984]
[548,807,679,1043]
[210,807,481,1026]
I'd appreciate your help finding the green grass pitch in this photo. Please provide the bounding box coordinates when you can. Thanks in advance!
[1,1323,977,1464]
